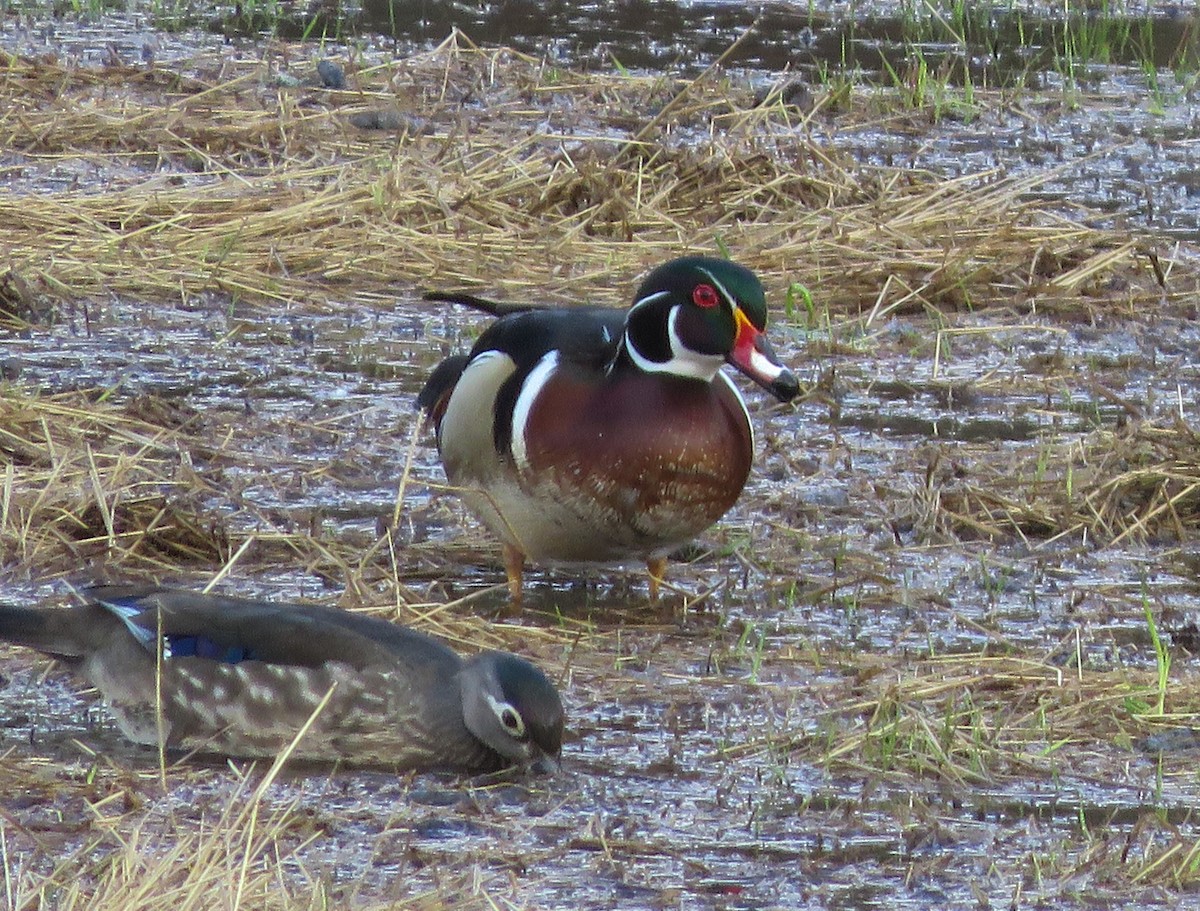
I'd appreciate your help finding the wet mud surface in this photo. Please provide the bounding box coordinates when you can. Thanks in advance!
[2,3,1200,909]
[4,1,1198,242]
[4,284,1200,908]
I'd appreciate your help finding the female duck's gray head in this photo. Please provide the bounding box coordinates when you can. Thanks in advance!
[460,651,564,769]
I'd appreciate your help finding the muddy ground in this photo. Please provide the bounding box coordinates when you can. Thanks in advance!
[3,5,1200,910]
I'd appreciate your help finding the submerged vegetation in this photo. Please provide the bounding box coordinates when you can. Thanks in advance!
[2,2,1200,908]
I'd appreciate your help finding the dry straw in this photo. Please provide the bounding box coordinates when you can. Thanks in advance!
[1,29,1196,625]
[1,31,1182,312]
[3,27,1200,906]
[0,753,494,910]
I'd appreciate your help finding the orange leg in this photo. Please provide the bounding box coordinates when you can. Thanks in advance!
[646,556,667,601]
[503,543,526,603]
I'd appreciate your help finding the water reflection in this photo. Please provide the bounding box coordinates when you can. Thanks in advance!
[359,0,1198,84]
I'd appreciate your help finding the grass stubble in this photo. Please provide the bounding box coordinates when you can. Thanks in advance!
[2,19,1200,910]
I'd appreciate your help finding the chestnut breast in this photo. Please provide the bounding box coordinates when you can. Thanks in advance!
[512,365,754,549]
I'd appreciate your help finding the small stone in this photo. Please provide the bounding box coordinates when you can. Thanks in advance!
[317,59,346,89]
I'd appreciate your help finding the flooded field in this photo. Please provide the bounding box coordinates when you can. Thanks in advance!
[3,2,1200,909]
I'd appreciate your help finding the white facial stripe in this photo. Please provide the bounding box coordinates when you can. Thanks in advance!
[631,289,672,310]
[628,269,755,381]
[626,306,723,380]
[668,307,724,379]
[697,266,736,309]
[511,350,559,470]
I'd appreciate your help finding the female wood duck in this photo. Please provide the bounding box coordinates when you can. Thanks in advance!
[419,256,799,601]
[0,586,563,773]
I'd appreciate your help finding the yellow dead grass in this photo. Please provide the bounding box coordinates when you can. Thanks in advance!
[1,33,1183,316]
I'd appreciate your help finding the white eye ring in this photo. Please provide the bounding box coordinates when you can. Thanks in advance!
[486,695,526,739]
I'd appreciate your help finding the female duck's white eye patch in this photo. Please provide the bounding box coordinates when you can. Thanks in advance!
[487,693,527,738]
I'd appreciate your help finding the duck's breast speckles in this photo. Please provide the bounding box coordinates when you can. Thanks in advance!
[517,368,754,541]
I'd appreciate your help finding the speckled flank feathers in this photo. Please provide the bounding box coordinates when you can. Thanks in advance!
[0,586,564,773]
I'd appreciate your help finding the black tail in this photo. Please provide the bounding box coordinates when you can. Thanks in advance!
[422,291,538,318]
[416,354,470,431]
[0,605,88,659]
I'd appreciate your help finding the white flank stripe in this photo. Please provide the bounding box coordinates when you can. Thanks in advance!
[457,348,511,391]
[468,349,507,369]
[511,351,559,470]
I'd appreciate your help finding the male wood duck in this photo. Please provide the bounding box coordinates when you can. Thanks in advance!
[0,586,563,773]
[418,256,799,601]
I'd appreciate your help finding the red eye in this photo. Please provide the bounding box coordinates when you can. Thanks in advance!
[692,284,719,308]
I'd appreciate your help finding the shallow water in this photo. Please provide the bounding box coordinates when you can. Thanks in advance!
[3,285,1200,907]
[3,2,1200,908]
[359,0,1200,240]
[2,2,1196,239]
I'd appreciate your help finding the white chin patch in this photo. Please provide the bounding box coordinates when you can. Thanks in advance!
[625,306,722,381]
